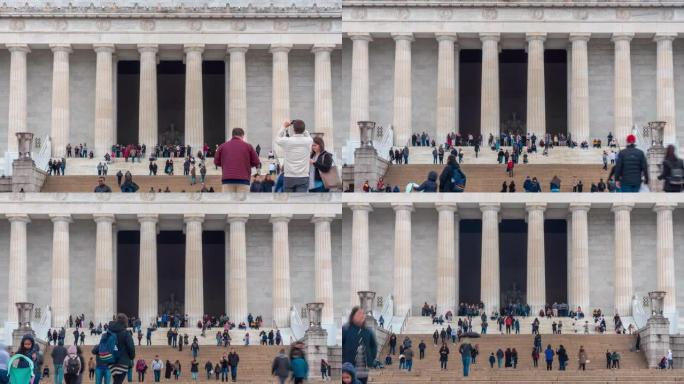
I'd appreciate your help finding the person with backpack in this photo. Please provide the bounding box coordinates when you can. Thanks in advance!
[93,313,135,384]
[271,349,290,384]
[658,144,684,192]
[63,346,81,384]
[151,356,163,383]
[189,359,199,381]
[438,155,466,192]
[228,350,239,382]
[52,340,68,384]
[191,341,200,359]
[614,134,648,192]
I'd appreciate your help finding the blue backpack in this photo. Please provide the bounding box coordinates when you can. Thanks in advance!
[451,169,466,192]
[97,330,120,364]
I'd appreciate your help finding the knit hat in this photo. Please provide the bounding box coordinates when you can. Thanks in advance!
[626,134,636,144]
[67,345,77,355]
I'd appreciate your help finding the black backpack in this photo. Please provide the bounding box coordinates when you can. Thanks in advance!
[66,356,80,376]
[667,160,684,185]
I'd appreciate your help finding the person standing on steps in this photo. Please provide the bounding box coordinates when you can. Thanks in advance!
[275,120,313,192]
[439,343,449,371]
[342,307,377,384]
[418,340,426,360]
[544,345,555,371]
[459,339,473,377]
[214,127,260,193]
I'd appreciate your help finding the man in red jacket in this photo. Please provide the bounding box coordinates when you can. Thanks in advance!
[214,128,260,192]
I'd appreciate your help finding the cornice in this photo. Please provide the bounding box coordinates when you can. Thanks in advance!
[342,0,684,8]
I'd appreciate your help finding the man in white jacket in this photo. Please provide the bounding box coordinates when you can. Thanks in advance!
[275,119,313,192]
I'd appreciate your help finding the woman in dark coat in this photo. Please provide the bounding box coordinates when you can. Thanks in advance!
[309,137,334,192]
[164,360,173,379]
[658,144,684,192]
[439,155,466,192]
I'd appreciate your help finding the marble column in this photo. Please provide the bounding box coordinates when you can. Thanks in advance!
[526,33,546,137]
[138,44,158,148]
[50,214,72,327]
[94,44,115,158]
[313,45,336,151]
[480,33,500,141]
[612,203,633,316]
[655,34,677,144]
[227,215,249,323]
[655,204,677,316]
[6,214,30,323]
[6,44,30,153]
[94,214,115,325]
[393,203,413,315]
[348,33,372,143]
[612,33,634,144]
[526,203,546,314]
[184,214,204,324]
[569,33,591,143]
[227,45,249,140]
[436,203,458,317]
[184,44,205,152]
[349,203,372,307]
[568,204,591,312]
[436,33,458,141]
[392,33,413,147]
[271,214,292,327]
[313,215,335,324]
[138,214,158,325]
[480,204,500,315]
[271,44,292,149]
[50,44,72,157]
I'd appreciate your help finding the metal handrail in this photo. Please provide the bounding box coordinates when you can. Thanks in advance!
[399,309,411,335]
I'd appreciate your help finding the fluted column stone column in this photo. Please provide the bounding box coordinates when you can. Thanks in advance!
[94,214,115,325]
[7,44,30,153]
[348,33,372,143]
[393,203,413,315]
[7,214,30,323]
[50,44,72,157]
[392,33,413,146]
[569,34,591,143]
[138,214,158,325]
[349,203,372,306]
[436,33,458,141]
[655,34,677,144]
[228,45,249,140]
[227,215,249,323]
[271,214,292,327]
[526,203,546,314]
[94,44,115,158]
[480,204,500,315]
[526,33,546,137]
[612,33,634,144]
[436,203,458,317]
[313,45,336,151]
[313,215,335,324]
[185,44,205,152]
[271,44,292,151]
[480,33,500,141]
[612,203,633,316]
[568,204,591,312]
[655,204,677,316]
[184,214,204,324]
[50,214,72,327]
[138,44,158,148]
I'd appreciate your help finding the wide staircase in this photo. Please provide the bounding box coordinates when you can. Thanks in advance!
[403,146,609,166]
[383,164,610,192]
[370,333,681,383]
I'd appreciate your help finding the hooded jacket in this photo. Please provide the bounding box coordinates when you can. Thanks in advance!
[17,334,42,374]
[93,320,136,368]
[341,362,361,384]
[614,144,648,187]
[415,171,438,192]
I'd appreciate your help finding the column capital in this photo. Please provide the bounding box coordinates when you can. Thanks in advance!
[93,44,115,54]
[611,202,634,212]
[311,214,335,224]
[6,43,30,53]
[391,33,414,42]
[391,202,414,212]
[137,44,159,54]
[525,203,547,212]
[50,44,72,54]
[654,203,677,213]
[137,213,159,223]
[526,32,547,42]
[93,214,115,224]
[480,203,500,213]
[227,44,249,54]
[269,44,293,54]
[184,44,205,54]
[269,214,292,224]
[6,213,30,223]
[479,32,500,43]
[311,44,336,54]
[568,203,591,212]
[435,202,458,212]
[49,214,73,223]
[435,33,458,42]
[183,214,205,223]
[348,32,373,42]
[654,33,677,42]
[348,203,373,212]
[611,33,634,43]
[569,33,591,43]
[227,214,249,224]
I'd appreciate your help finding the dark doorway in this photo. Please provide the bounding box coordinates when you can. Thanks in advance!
[117,61,140,145]
[202,62,226,147]
[459,220,482,304]
[459,50,482,137]
[499,50,527,134]
[157,62,186,147]
[544,220,567,304]
[544,50,568,136]
[499,220,527,306]
[203,231,226,316]
[157,231,186,314]
[116,231,140,316]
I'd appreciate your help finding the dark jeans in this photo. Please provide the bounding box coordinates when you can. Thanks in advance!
[620,184,640,193]
[284,177,309,192]
[440,360,447,369]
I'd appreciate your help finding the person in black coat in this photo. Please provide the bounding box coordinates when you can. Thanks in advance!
[658,145,684,192]
[414,171,438,192]
[309,137,334,192]
[614,134,648,192]
[92,314,135,384]
[439,155,466,192]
